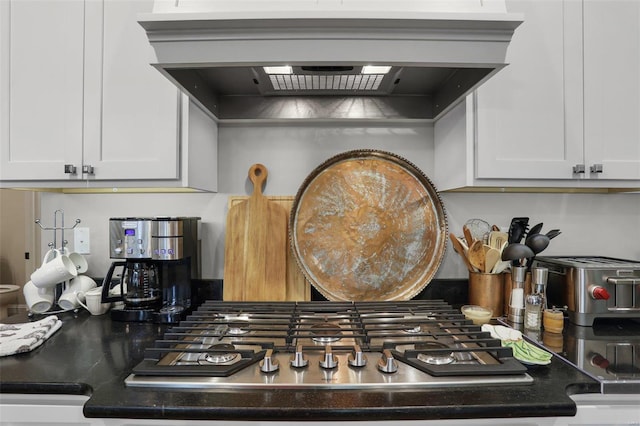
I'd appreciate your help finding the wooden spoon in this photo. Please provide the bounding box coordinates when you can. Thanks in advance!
[462,225,474,247]
[467,240,486,273]
[484,247,501,273]
[449,233,476,272]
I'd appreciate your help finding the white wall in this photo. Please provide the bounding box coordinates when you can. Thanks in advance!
[39,123,640,282]
[216,123,434,194]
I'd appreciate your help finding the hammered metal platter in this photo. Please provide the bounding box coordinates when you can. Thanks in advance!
[290,150,448,301]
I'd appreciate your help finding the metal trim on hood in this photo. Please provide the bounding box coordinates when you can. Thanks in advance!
[138,7,522,121]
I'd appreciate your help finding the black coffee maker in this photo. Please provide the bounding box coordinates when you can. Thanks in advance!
[102,217,200,323]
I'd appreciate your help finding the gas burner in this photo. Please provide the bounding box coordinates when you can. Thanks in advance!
[227,323,250,335]
[401,315,437,333]
[197,344,240,365]
[310,322,343,343]
[415,342,456,365]
[403,325,421,333]
[223,315,250,335]
[402,323,421,333]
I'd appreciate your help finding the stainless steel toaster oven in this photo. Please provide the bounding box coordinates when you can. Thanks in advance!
[533,256,640,326]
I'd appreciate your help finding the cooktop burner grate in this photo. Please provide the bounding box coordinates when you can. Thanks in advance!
[127,300,532,389]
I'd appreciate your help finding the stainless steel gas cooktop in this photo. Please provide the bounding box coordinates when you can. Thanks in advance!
[125,301,533,389]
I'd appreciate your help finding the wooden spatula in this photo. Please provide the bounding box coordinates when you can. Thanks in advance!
[489,231,509,250]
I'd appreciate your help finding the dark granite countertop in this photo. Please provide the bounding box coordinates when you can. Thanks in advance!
[0,303,602,422]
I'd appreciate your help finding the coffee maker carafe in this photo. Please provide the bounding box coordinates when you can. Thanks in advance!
[102,217,200,323]
[122,261,160,308]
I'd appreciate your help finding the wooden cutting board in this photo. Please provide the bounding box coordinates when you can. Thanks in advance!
[223,164,307,301]
[227,195,310,301]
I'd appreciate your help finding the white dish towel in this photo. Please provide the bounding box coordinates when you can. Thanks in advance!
[0,315,62,357]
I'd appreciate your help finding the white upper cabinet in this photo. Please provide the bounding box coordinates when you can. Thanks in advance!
[0,0,85,181]
[82,0,179,181]
[0,0,217,190]
[435,0,640,190]
[582,0,640,181]
[473,0,584,181]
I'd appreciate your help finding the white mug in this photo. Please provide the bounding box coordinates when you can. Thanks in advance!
[41,248,58,264]
[23,280,55,314]
[58,276,97,311]
[62,248,88,274]
[77,287,110,316]
[31,249,78,289]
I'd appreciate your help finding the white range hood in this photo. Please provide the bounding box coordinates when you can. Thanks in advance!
[138,1,522,121]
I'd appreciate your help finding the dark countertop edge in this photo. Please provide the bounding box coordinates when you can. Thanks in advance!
[0,382,90,396]
[80,390,581,421]
[83,404,578,422]
[80,381,603,421]
[0,374,604,422]
[0,379,599,421]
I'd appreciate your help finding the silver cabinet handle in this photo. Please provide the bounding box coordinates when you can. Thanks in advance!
[82,165,95,175]
[572,164,585,174]
[590,164,603,173]
[64,164,77,174]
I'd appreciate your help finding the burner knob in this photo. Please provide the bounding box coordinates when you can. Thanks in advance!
[589,286,610,300]
[377,349,398,374]
[319,345,338,369]
[348,344,367,367]
[290,345,309,368]
[260,349,279,373]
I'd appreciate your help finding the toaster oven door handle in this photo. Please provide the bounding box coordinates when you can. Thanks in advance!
[606,277,640,285]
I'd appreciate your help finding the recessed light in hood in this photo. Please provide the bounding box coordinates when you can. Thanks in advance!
[263,66,293,75]
[138,2,522,121]
[361,66,392,75]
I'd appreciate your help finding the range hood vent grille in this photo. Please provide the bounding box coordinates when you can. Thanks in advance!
[268,74,385,93]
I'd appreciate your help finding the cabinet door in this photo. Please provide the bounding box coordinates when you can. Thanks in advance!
[474,0,584,180]
[583,0,640,180]
[83,0,179,181]
[0,0,84,181]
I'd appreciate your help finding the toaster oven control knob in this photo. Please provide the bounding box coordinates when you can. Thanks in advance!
[377,349,398,374]
[348,345,367,367]
[259,349,279,373]
[290,345,309,368]
[319,345,338,369]
[590,353,610,369]
[589,286,610,300]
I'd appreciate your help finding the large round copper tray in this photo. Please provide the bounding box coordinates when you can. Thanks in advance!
[290,150,448,301]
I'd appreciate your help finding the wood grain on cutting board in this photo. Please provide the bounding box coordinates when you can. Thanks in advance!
[224,166,310,301]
